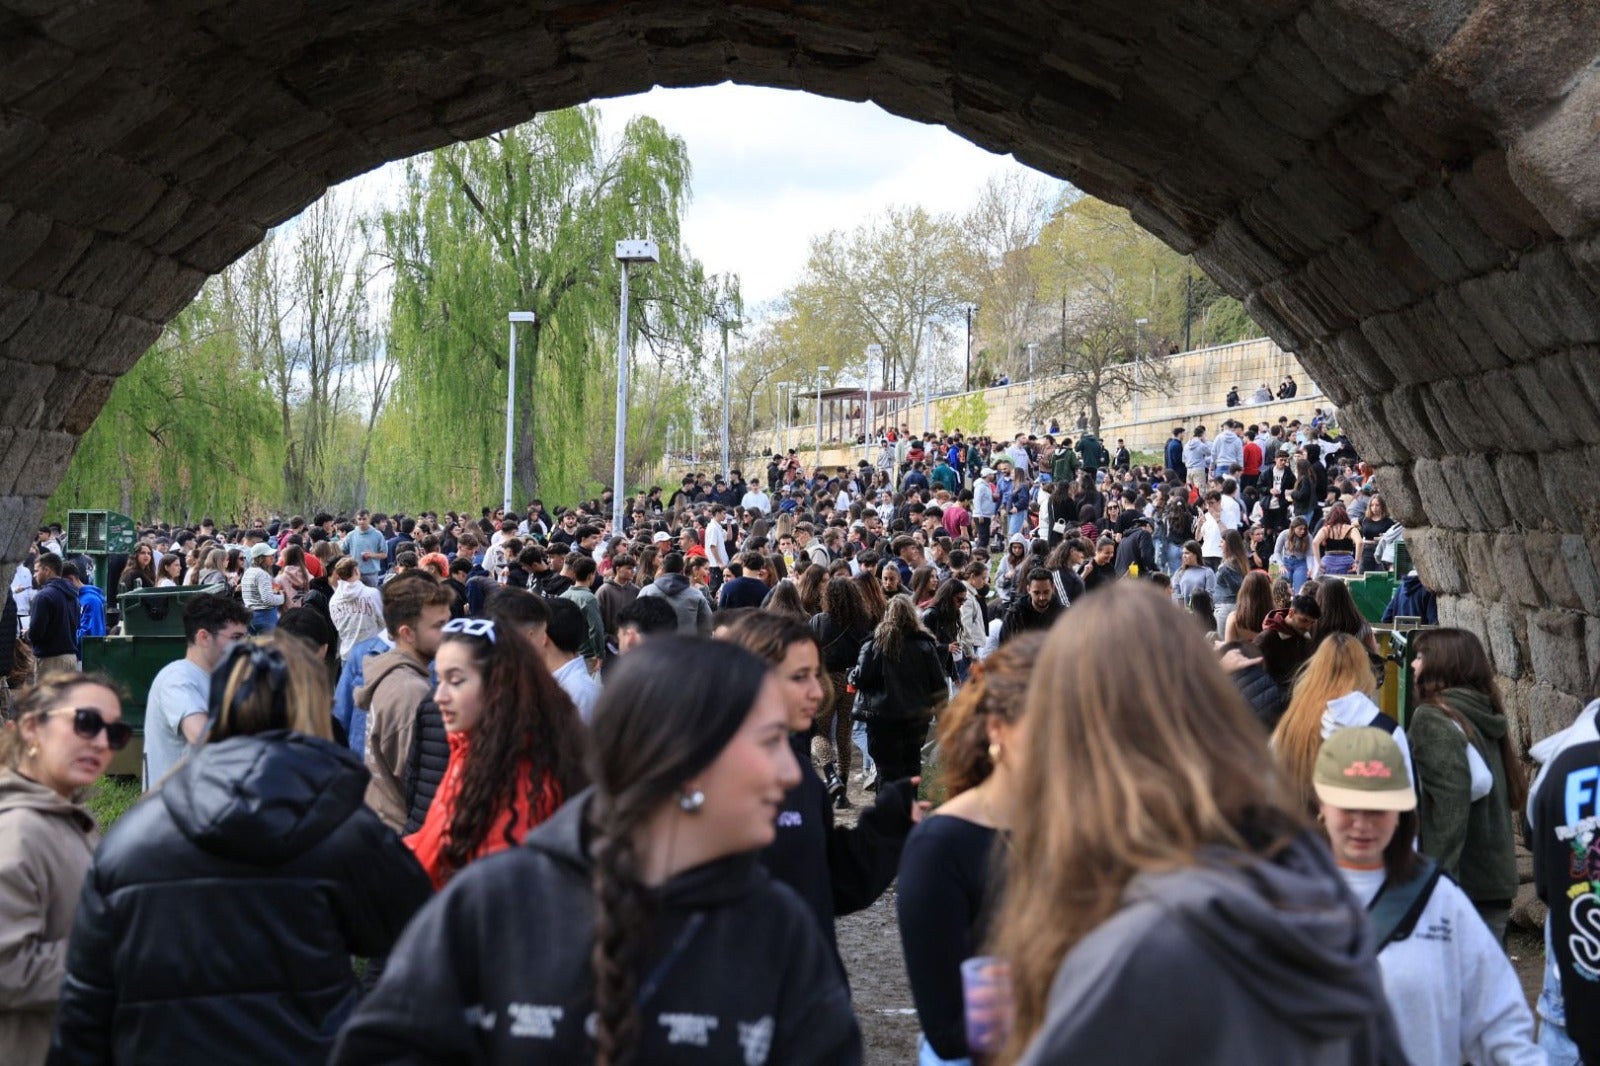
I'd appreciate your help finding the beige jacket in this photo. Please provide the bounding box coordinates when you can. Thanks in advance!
[357,649,432,832]
[0,771,99,1065]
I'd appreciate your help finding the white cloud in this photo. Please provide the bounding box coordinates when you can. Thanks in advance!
[337,84,1059,314]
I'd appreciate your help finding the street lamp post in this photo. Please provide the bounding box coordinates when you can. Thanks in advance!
[776,382,790,455]
[720,318,740,483]
[613,239,659,537]
[504,311,537,515]
[1027,341,1038,432]
[1133,317,1149,425]
[814,366,830,473]
[964,304,976,392]
[864,344,881,463]
[922,322,934,437]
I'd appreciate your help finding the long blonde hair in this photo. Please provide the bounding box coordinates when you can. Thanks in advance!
[991,584,1298,1060]
[1270,633,1377,814]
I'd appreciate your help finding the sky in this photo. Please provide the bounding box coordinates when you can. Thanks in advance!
[340,83,1059,313]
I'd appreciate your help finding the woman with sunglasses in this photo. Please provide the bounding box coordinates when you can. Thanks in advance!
[404,616,589,889]
[50,634,431,1064]
[0,672,125,1065]
[336,637,860,1065]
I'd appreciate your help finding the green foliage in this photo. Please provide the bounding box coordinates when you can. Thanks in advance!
[372,107,715,508]
[937,390,991,436]
[84,775,141,830]
[52,281,283,522]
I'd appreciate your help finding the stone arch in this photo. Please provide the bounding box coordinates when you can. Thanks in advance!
[4,1,1599,737]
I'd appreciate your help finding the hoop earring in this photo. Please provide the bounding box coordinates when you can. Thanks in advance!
[678,789,705,814]
[25,745,38,760]
[987,742,1002,763]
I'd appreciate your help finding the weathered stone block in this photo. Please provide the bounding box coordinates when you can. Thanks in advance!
[1372,463,1424,525]
[1463,533,1502,600]
[0,495,46,570]
[1486,600,1524,679]
[1526,683,1586,742]
[1492,453,1551,532]
[1528,609,1589,694]
[1495,533,1543,608]
[1405,526,1468,594]
[10,431,78,496]
[1564,535,1600,614]
[1507,66,1600,238]
[1522,533,1571,606]
[1413,458,1465,529]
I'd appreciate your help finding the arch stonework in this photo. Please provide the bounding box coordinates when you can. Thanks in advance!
[3,1,1599,739]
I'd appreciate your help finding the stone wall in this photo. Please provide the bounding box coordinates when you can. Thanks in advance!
[771,337,1324,456]
[4,1,1600,744]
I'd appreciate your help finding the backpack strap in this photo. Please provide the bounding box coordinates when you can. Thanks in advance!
[1367,710,1399,735]
[1368,858,1441,949]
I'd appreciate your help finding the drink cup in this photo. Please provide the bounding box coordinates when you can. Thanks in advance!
[960,955,1013,1055]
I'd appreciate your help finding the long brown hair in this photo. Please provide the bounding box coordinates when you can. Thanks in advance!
[991,584,1298,1059]
[208,634,333,742]
[1411,628,1528,816]
[936,634,1042,796]
[853,570,887,623]
[1270,634,1376,814]
[1233,571,1274,637]
[719,611,834,714]
[436,624,589,880]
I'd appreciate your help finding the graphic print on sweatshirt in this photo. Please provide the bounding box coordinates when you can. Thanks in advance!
[1557,764,1600,982]
[461,1002,773,1063]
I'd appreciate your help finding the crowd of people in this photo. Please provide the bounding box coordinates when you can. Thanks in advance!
[0,410,1594,1065]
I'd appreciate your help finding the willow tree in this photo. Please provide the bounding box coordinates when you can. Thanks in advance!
[52,280,282,522]
[371,107,713,507]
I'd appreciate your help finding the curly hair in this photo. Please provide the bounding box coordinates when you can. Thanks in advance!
[437,625,589,881]
[936,634,1043,796]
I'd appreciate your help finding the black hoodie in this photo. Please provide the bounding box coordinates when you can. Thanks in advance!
[333,790,862,1065]
[50,731,431,1065]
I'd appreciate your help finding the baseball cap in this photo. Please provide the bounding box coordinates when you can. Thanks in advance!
[651,531,673,543]
[1312,728,1416,812]
[248,544,275,560]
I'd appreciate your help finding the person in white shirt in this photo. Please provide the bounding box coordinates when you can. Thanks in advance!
[740,481,772,515]
[1198,492,1226,567]
[541,599,601,723]
[703,506,730,571]
[330,556,386,660]
[142,594,250,789]
[1313,728,1542,1066]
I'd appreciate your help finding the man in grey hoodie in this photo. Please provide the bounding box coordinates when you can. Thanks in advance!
[635,551,713,635]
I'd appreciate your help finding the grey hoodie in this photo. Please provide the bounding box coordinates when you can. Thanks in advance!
[1018,831,1405,1065]
[636,571,712,635]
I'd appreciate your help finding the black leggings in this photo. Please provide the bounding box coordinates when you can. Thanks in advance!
[867,718,929,783]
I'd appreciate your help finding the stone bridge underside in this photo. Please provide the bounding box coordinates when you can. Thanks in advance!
[4,0,1600,742]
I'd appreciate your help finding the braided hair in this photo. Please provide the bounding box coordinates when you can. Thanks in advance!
[585,637,771,1066]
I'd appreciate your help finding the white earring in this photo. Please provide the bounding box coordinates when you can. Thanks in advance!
[678,789,705,814]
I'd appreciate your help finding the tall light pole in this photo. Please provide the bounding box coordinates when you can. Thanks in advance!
[814,366,830,473]
[1027,341,1038,433]
[922,321,934,436]
[504,310,537,514]
[964,303,976,391]
[1133,317,1149,426]
[864,344,881,462]
[613,239,658,537]
[776,382,791,455]
[720,318,740,483]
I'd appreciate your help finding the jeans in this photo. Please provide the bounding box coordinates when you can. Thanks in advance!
[1283,555,1308,592]
[1007,512,1025,537]
[853,719,875,775]
[1538,1020,1581,1066]
[1160,538,1184,575]
[919,1035,971,1066]
[360,573,381,588]
[1213,602,1234,637]
[250,607,279,633]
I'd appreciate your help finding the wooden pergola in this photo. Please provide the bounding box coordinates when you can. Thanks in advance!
[813,386,912,445]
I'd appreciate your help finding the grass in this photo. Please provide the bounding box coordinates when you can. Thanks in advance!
[84,775,141,829]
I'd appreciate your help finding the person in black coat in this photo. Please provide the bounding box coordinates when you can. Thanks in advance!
[50,634,430,1066]
[1219,641,1286,731]
[852,598,949,782]
[1114,517,1158,576]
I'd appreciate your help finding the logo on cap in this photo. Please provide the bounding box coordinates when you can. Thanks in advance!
[1344,760,1392,779]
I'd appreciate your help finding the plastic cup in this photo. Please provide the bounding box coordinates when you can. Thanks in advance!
[960,955,1013,1055]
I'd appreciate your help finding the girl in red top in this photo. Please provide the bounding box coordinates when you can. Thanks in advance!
[406,616,589,888]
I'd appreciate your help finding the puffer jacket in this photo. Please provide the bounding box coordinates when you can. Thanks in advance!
[852,633,947,722]
[0,772,98,1065]
[401,699,448,836]
[49,731,431,1066]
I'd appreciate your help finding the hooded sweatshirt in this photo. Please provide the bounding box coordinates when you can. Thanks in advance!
[332,790,863,1065]
[357,648,434,831]
[1016,832,1405,1065]
[28,576,80,658]
[1322,692,1413,786]
[74,584,105,641]
[636,572,713,635]
[0,772,97,1065]
[49,732,430,1065]
[1409,686,1518,903]
[1527,698,1600,1055]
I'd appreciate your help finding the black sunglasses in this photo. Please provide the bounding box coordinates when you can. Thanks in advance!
[54,708,134,751]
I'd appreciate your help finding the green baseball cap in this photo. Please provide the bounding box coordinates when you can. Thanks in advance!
[1312,727,1416,812]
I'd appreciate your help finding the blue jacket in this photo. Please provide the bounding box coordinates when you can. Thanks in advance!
[334,633,392,756]
[1381,573,1438,626]
[77,584,106,640]
[1165,437,1185,475]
